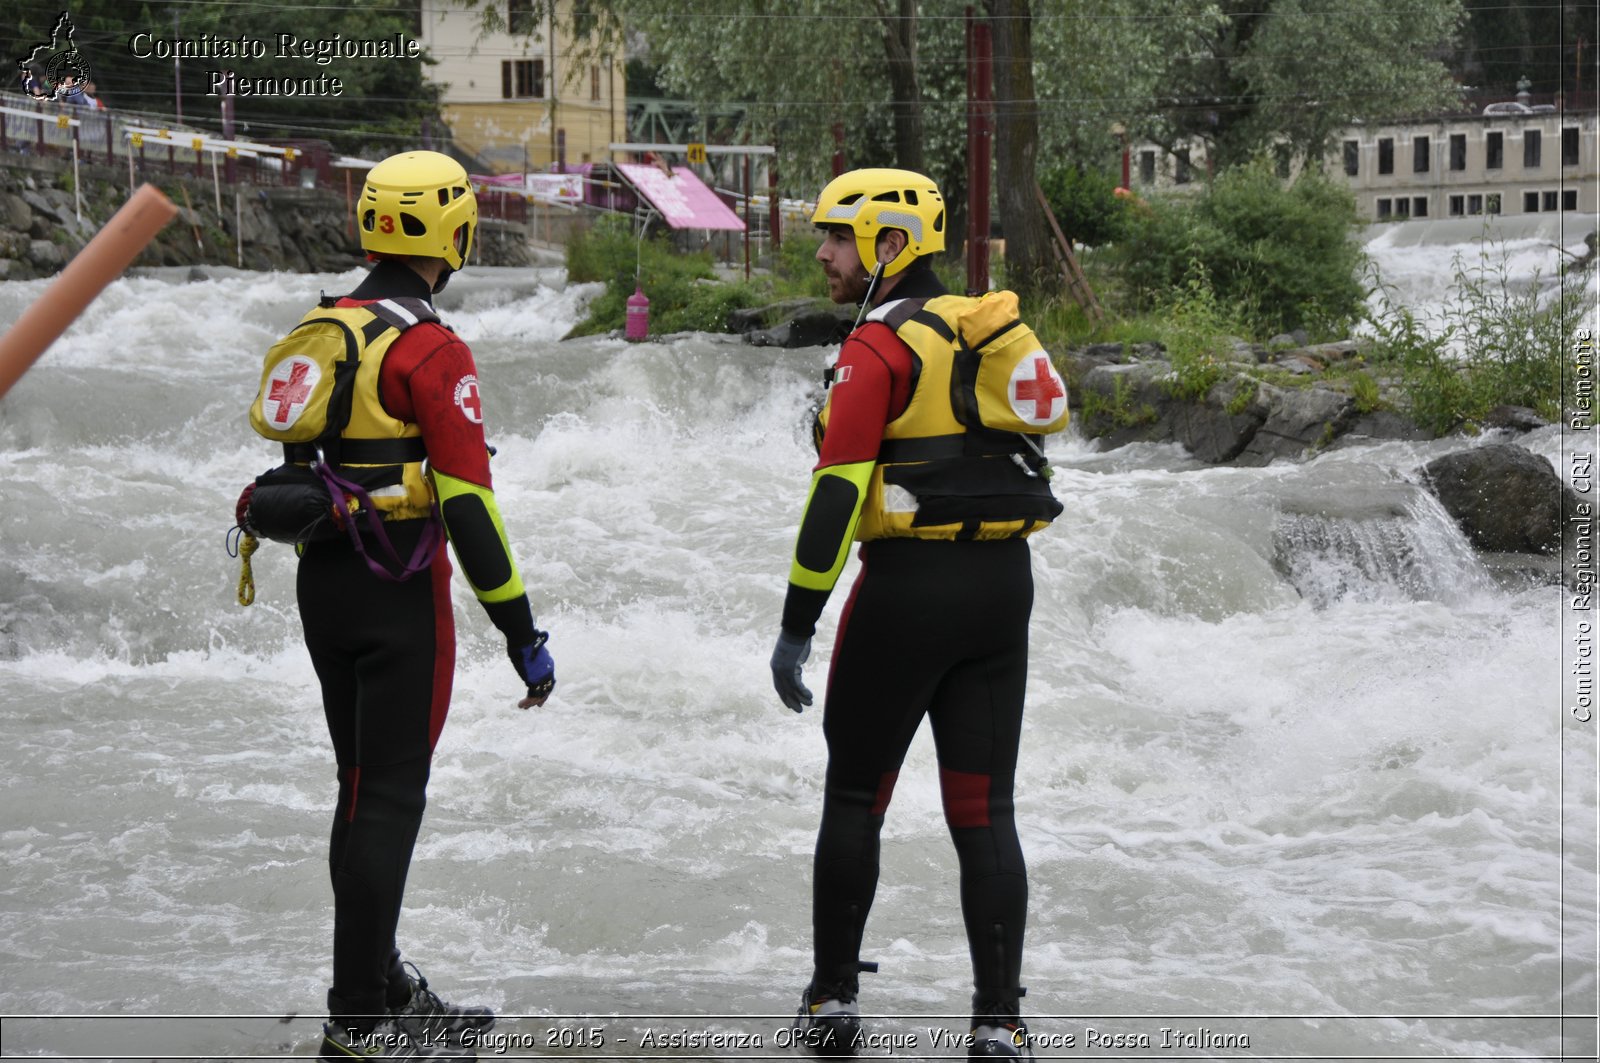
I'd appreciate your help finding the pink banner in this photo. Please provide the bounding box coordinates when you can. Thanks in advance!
[615,163,746,231]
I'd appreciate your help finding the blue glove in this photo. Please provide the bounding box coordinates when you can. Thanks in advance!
[770,629,813,713]
[509,629,555,701]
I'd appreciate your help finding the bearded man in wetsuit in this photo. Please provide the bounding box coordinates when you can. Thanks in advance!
[772,169,1063,1060]
[243,150,555,1061]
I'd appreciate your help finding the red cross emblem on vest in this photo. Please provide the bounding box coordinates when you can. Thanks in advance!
[1012,355,1066,423]
[265,356,319,427]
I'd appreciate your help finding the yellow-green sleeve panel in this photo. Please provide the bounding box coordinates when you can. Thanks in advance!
[432,470,526,604]
[787,460,874,592]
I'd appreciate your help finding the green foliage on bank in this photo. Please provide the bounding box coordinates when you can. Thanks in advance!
[566,220,834,337]
[1364,249,1588,433]
[1038,164,1132,250]
[1111,162,1368,339]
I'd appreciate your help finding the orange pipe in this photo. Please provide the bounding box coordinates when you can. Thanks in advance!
[0,183,178,400]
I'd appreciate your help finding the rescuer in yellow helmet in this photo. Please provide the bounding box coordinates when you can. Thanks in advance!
[775,168,1066,1060]
[240,149,555,1061]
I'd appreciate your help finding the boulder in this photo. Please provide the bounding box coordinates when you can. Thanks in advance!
[1419,443,1575,554]
[27,239,63,269]
[0,192,32,231]
[1339,409,1431,442]
[1175,373,1268,463]
[1233,383,1355,467]
[744,304,856,348]
[727,297,818,334]
[1481,405,1550,433]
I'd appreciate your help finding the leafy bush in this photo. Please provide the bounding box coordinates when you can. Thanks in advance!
[655,279,766,334]
[1112,162,1366,339]
[774,231,830,299]
[1155,260,1247,401]
[1039,164,1131,249]
[564,214,724,337]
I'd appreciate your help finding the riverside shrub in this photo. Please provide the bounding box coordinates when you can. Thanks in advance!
[565,214,736,337]
[1113,162,1366,339]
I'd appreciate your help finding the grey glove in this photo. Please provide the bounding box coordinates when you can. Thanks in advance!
[770,629,814,713]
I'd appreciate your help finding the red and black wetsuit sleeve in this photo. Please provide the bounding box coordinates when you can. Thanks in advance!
[780,321,914,637]
[353,307,537,648]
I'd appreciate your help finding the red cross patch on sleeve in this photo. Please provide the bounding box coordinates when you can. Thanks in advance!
[452,375,483,424]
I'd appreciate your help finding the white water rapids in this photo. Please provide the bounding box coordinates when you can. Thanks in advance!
[0,218,1594,1061]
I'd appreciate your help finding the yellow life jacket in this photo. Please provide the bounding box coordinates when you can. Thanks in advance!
[248,298,437,522]
[816,291,1068,542]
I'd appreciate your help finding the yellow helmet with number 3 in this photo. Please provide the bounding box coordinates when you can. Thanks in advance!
[358,151,477,271]
[811,168,945,278]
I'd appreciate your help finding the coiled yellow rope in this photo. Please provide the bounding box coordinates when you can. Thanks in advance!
[236,533,259,607]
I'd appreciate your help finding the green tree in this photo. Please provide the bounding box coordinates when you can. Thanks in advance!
[1137,0,1465,171]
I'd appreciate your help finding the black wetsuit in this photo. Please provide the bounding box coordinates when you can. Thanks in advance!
[300,520,451,1022]
[285,262,537,1028]
[812,538,1032,1009]
[781,266,1039,1018]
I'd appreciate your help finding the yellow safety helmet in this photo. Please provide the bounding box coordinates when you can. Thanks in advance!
[358,151,477,271]
[811,168,945,277]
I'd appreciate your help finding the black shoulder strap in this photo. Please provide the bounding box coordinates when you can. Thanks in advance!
[281,314,362,466]
[880,297,932,334]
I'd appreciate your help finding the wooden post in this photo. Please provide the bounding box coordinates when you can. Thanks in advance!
[1032,181,1103,323]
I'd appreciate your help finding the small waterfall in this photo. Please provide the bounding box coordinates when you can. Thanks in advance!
[1272,484,1491,606]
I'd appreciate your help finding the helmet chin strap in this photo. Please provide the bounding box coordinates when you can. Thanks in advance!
[851,262,887,330]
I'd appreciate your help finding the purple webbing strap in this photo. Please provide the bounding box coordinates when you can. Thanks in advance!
[314,462,443,582]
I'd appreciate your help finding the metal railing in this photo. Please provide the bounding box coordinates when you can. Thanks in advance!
[0,90,370,191]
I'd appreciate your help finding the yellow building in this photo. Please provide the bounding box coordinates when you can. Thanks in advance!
[417,0,625,174]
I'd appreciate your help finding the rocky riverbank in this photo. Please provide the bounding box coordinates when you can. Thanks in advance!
[0,156,533,280]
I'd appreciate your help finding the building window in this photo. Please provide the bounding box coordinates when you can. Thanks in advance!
[1378,138,1394,175]
[1275,144,1291,179]
[1543,190,1559,212]
[1413,136,1430,173]
[1140,150,1156,185]
[1448,194,1464,216]
[1524,191,1540,212]
[1376,198,1392,219]
[1413,196,1428,217]
[501,58,544,98]
[1524,130,1542,168]
[507,0,536,35]
[1564,127,1580,166]
[1467,194,1483,215]
[1486,193,1501,214]
[1486,131,1503,169]
[1343,140,1359,176]
[590,65,602,101]
[1565,189,1580,211]
[1394,197,1411,219]
[1175,148,1191,185]
[1449,134,1466,171]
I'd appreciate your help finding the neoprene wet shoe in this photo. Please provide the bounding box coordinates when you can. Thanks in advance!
[794,985,863,1058]
[968,1021,1031,1058]
[968,991,1032,1060]
[319,1017,476,1060]
[390,963,495,1045]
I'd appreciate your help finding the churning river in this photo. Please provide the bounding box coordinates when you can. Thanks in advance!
[0,216,1595,1061]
